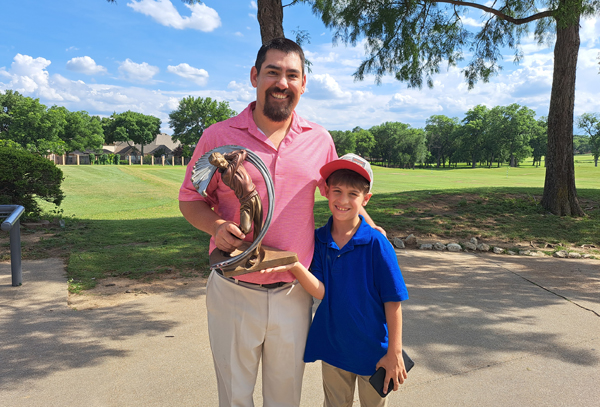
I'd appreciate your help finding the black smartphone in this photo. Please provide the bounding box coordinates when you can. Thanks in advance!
[368,349,414,398]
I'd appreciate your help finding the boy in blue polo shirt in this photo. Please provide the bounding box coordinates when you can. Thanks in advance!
[264,153,409,406]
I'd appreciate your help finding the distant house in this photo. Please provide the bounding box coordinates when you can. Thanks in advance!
[106,133,181,161]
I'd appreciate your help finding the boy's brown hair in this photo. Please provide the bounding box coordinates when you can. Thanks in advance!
[326,169,370,195]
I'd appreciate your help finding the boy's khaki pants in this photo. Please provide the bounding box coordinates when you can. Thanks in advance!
[206,270,313,407]
[322,361,388,407]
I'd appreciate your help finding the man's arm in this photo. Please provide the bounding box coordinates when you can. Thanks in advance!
[360,207,386,236]
[179,200,245,253]
[375,301,407,394]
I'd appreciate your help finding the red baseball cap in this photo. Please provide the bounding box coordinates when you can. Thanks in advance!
[320,153,373,192]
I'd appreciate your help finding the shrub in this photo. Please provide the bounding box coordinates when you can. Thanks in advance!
[0,147,65,218]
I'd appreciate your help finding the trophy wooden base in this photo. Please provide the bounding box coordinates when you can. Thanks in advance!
[209,242,298,278]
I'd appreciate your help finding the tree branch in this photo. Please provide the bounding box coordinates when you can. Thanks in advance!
[422,0,555,24]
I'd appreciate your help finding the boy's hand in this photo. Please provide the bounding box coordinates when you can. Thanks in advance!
[375,351,407,394]
[259,262,298,274]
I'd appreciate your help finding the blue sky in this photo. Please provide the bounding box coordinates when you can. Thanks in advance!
[2,0,599,135]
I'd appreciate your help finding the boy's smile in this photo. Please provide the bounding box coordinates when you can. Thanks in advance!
[326,183,372,226]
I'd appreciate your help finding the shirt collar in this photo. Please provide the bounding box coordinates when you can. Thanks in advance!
[316,214,371,250]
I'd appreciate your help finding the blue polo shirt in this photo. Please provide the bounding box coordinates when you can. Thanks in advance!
[304,215,409,376]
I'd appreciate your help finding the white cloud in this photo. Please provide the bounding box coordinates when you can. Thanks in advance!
[167,63,209,86]
[66,46,79,52]
[307,74,351,100]
[250,1,257,10]
[118,59,159,82]
[227,80,254,102]
[127,0,221,31]
[66,56,107,75]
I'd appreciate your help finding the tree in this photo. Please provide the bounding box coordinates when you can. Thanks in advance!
[425,115,459,168]
[54,107,105,160]
[530,117,548,167]
[370,122,426,168]
[103,111,161,156]
[295,0,597,216]
[0,90,66,154]
[460,105,489,168]
[577,113,600,166]
[329,130,356,156]
[353,127,376,159]
[168,96,236,149]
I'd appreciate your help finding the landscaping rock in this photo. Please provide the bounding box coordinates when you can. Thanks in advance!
[493,247,504,254]
[463,242,477,251]
[447,243,462,252]
[405,234,418,245]
[583,254,593,259]
[568,252,582,259]
[519,250,531,256]
[433,242,446,251]
[530,251,545,257]
[554,250,567,258]
[392,237,405,249]
[476,243,490,252]
[419,243,433,250]
[470,237,478,245]
[507,250,516,255]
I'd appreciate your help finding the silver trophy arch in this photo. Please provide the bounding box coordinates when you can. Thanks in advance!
[191,145,274,272]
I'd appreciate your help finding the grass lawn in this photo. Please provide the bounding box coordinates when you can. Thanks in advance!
[2,156,598,292]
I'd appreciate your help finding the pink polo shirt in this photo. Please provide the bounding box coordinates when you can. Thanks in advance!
[179,102,337,284]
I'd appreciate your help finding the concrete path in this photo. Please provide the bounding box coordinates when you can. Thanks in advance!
[1,251,598,406]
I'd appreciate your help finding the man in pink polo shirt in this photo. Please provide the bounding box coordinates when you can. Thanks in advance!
[179,38,380,407]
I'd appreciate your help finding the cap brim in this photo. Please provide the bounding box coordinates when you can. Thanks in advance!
[320,160,372,184]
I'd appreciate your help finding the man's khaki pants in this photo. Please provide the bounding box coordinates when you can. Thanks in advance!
[206,271,313,407]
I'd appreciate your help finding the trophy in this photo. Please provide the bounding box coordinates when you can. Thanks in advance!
[191,145,298,277]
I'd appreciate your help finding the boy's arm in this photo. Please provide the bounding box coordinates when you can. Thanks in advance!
[261,262,325,300]
[376,301,407,394]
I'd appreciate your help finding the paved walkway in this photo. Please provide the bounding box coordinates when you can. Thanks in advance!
[1,251,599,406]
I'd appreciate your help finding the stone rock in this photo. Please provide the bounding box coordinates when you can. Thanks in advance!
[531,251,545,257]
[554,250,567,258]
[476,243,490,252]
[493,247,504,254]
[519,250,531,256]
[463,242,477,251]
[392,237,405,249]
[583,254,592,259]
[433,242,446,251]
[507,250,516,255]
[419,243,433,250]
[470,237,478,245]
[447,243,462,252]
[404,234,418,245]
[568,252,582,259]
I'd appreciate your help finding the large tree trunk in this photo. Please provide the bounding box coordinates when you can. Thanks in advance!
[257,0,284,44]
[541,11,584,216]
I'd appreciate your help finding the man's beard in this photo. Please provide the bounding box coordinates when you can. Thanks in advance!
[263,87,295,122]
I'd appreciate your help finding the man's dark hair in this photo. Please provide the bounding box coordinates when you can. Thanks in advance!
[326,169,370,195]
[255,37,305,76]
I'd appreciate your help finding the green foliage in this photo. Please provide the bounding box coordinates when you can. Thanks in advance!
[56,108,105,155]
[370,122,427,167]
[0,147,64,218]
[425,115,460,167]
[102,110,161,156]
[577,113,600,166]
[0,90,66,154]
[168,96,236,148]
[353,127,375,158]
[330,130,356,156]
